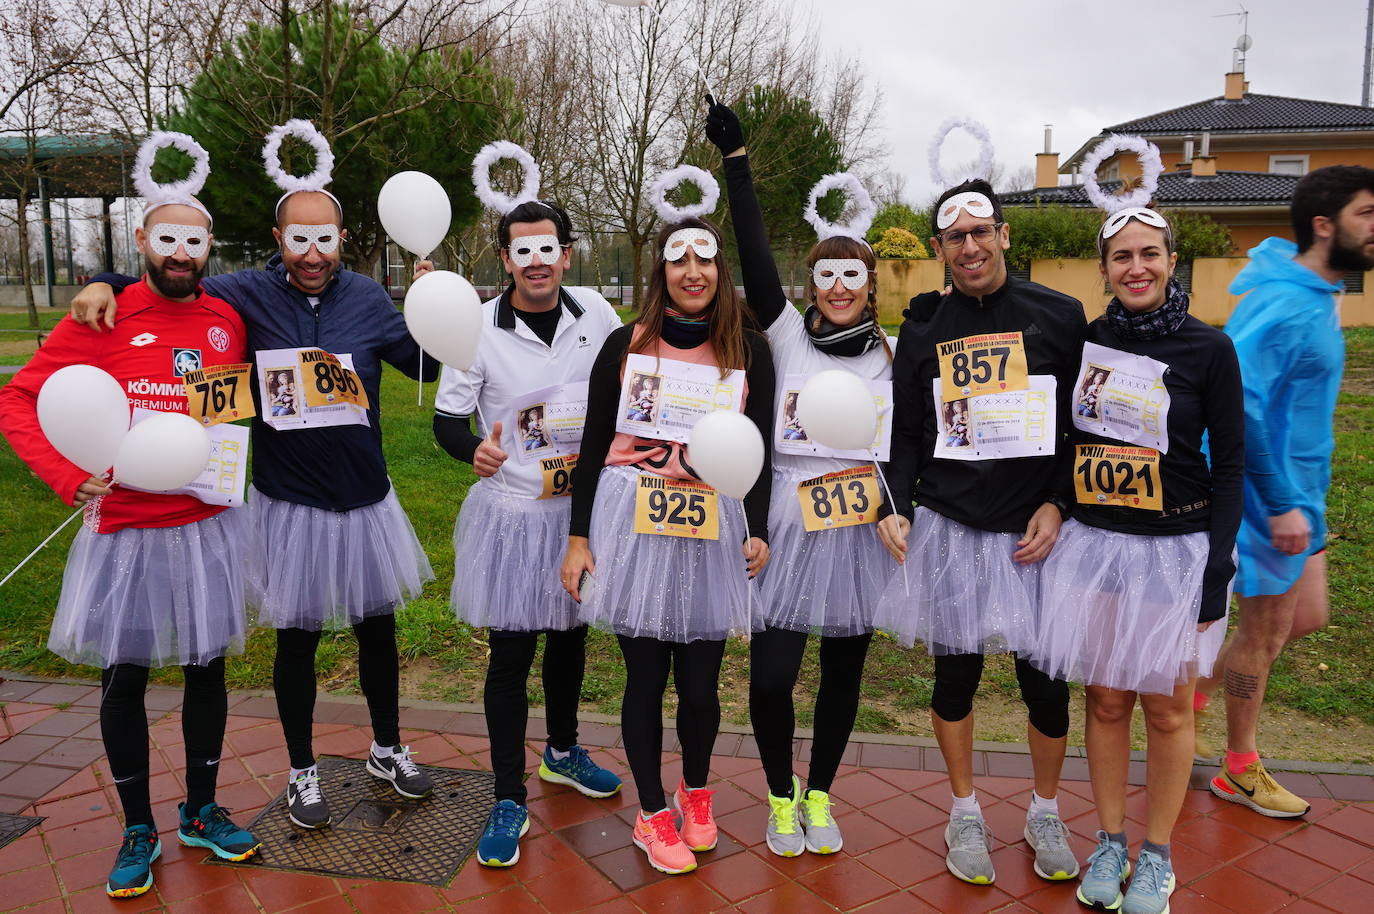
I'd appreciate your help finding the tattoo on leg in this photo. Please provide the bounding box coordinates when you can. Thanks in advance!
[1224,669,1260,700]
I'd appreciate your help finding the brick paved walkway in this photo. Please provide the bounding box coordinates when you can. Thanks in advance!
[1,675,1372,912]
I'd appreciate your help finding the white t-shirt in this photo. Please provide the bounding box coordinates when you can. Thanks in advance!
[766,305,894,478]
[435,286,621,499]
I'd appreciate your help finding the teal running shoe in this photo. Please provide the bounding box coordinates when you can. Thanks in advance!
[477,799,530,867]
[106,824,160,898]
[537,744,622,798]
[177,802,261,861]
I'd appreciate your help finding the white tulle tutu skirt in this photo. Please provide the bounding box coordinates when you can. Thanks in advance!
[450,482,578,632]
[49,508,250,668]
[1031,520,1221,695]
[245,486,433,631]
[756,469,891,636]
[578,466,760,642]
[872,507,1039,655]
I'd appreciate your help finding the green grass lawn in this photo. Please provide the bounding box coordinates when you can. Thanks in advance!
[1,327,1372,751]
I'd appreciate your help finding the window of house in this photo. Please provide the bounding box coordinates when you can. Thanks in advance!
[1269,155,1309,176]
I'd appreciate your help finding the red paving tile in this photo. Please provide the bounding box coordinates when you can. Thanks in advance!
[856,837,948,889]
[522,858,622,911]
[696,848,790,902]
[1190,864,1298,913]
[0,862,61,908]
[1306,873,1374,912]
[165,880,262,914]
[908,874,1014,913]
[734,880,842,913]
[1235,841,1342,896]
[796,855,900,909]
[629,871,732,911]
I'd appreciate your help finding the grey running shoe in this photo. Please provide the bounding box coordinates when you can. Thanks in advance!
[286,766,331,829]
[1025,811,1080,880]
[1122,849,1175,914]
[944,814,995,884]
[366,745,434,800]
[764,775,805,857]
[1077,830,1130,910]
[798,787,843,854]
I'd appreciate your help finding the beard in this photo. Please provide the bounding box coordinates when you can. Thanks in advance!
[1327,224,1374,273]
[147,256,204,299]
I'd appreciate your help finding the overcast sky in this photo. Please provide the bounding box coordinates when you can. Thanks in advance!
[805,0,1374,203]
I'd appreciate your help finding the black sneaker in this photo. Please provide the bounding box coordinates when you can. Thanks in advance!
[366,745,433,799]
[286,765,331,828]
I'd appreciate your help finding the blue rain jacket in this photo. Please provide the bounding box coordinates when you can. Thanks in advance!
[1225,237,1344,595]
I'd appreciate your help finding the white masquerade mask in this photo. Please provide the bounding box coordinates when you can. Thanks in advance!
[663,228,717,262]
[813,259,870,291]
[282,224,340,255]
[1100,206,1168,240]
[147,223,210,259]
[936,192,995,230]
[508,233,563,269]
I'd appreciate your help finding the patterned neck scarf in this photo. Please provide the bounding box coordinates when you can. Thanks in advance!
[1106,278,1190,340]
[804,305,883,357]
[662,306,712,347]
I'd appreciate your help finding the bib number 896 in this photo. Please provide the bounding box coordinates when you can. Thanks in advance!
[313,361,359,397]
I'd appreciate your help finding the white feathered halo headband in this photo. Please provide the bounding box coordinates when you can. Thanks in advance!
[472,141,542,215]
[1080,134,1171,255]
[928,118,995,188]
[649,165,720,223]
[804,173,876,243]
[133,131,212,223]
[262,119,342,218]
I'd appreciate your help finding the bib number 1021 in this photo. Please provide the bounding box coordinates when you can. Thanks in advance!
[1074,444,1162,511]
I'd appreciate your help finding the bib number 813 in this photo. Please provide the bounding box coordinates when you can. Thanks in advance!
[809,479,871,518]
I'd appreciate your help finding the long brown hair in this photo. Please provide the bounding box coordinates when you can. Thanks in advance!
[628,217,752,379]
[804,235,892,361]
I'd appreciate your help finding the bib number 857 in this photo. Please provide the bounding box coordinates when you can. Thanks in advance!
[647,489,707,528]
[948,346,1011,388]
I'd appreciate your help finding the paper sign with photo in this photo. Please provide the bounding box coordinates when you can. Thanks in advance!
[256,348,370,431]
[774,375,894,461]
[512,381,588,465]
[615,354,745,444]
[930,375,1057,461]
[124,406,249,507]
[1072,342,1171,452]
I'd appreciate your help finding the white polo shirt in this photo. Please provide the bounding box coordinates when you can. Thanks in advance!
[435,285,621,499]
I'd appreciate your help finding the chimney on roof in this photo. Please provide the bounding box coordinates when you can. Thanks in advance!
[1035,125,1059,189]
[1224,71,1248,100]
[1192,130,1218,177]
[1181,136,1196,170]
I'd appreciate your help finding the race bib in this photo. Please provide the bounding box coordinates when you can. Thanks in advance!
[124,408,248,507]
[937,332,1028,403]
[1072,342,1171,452]
[256,349,370,431]
[931,375,1056,461]
[298,349,369,410]
[633,475,719,539]
[616,354,745,444]
[513,381,588,465]
[775,376,894,461]
[797,466,880,532]
[182,363,255,427]
[1074,444,1163,511]
[539,453,577,499]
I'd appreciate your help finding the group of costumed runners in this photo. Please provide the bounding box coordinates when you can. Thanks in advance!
[0,93,1359,914]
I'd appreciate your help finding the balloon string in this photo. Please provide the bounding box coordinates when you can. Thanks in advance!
[644,4,716,100]
[473,401,514,498]
[414,258,426,408]
[740,499,752,623]
[0,507,84,587]
[872,460,909,596]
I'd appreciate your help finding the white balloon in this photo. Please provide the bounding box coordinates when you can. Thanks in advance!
[378,171,452,258]
[113,412,211,492]
[797,369,879,451]
[687,410,764,500]
[404,270,483,370]
[36,364,131,476]
[598,0,651,6]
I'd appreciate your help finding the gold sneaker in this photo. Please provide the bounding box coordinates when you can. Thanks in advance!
[1194,705,1218,760]
[1210,759,1310,818]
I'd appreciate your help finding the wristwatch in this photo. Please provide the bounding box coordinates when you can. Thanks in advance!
[1045,493,1071,521]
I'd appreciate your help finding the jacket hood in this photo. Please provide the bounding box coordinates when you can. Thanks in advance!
[1230,237,1342,297]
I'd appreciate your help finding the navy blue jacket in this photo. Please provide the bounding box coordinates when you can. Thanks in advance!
[93,256,439,511]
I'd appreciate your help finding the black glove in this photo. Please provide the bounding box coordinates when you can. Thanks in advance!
[704,94,745,156]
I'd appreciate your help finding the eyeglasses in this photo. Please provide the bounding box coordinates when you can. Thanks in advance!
[938,223,1003,248]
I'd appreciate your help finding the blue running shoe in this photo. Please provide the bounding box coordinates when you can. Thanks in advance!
[1122,849,1175,914]
[537,745,622,798]
[1077,830,1130,910]
[177,802,261,861]
[106,825,160,898]
[477,799,530,867]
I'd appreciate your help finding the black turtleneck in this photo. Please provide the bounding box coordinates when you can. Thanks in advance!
[884,276,1087,533]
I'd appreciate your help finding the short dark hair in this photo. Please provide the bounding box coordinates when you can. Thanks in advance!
[497,200,577,249]
[1291,165,1374,252]
[929,179,1003,238]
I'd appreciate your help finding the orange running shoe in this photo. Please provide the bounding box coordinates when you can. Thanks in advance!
[632,809,697,875]
[673,781,718,852]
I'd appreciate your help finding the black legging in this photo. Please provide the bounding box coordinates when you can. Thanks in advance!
[274,613,401,770]
[749,626,872,797]
[485,626,588,804]
[618,635,727,812]
[101,659,228,827]
[931,652,1070,739]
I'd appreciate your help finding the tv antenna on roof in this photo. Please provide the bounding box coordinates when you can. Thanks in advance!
[1214,5,1251,74]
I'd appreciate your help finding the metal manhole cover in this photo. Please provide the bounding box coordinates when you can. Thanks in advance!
[0,813,43,851]
[212,756,494,886]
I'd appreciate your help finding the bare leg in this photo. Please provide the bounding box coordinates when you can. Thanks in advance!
[1287,553,1329,642]
[1029,725,1068,801]
[1222,589,1300,754]
[1140,680,1195,845]
[1084,685,1134,834]
[933,711,976,797]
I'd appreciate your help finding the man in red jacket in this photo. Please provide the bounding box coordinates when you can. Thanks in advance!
[0,201,260,898]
